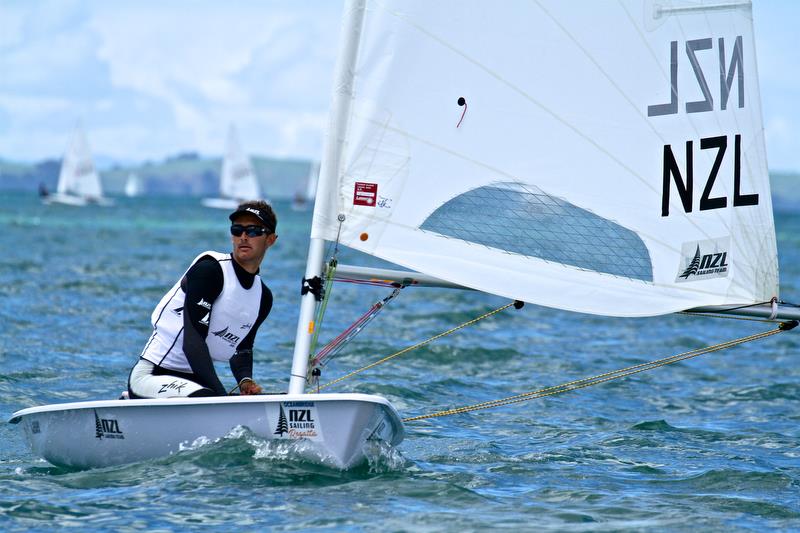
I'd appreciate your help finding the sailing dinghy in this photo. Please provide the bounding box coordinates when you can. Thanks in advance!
[44,125,113,207]
[202,125,264,210]
[11,0,800,470]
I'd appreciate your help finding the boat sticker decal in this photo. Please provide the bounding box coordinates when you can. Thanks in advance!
[30,420,40,434]
[94,410,124,440]
[271,401,322,440]
[354,182,378,206]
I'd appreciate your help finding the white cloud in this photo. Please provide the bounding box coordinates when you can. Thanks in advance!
[0,0,797,173]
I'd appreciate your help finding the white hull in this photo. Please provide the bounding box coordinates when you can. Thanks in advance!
[9,393,404,470]
[44,193,114,207]
[201,197,243,210]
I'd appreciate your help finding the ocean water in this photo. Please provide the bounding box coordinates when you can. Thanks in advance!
[1,191,799,531]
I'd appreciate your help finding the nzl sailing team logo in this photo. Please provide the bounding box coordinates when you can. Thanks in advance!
[676,238,730,282]
[94,410,124,440]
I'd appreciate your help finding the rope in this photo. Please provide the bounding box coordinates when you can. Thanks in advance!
[309,286,402,372]
[315,301,517,391]
[308,259,337,358]
[403,322,795,422]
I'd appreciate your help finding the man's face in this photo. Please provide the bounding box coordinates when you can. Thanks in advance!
[230,213,276,267]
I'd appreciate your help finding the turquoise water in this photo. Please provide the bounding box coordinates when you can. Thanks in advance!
[1,191,799,531]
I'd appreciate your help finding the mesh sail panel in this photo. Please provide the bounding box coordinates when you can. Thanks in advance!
[420,182,653,281]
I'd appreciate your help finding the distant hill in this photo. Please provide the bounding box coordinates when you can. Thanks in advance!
[0,152,314,199]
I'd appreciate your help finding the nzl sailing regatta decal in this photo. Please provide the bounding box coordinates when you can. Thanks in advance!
[649,36,759,217]
[353,182,378,207]
[94,410,124,440]
[676,238,730,282]
[211,326,240,347]
[30,420,41,434]
[272,402,321,440]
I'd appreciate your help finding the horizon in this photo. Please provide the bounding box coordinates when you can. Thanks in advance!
[0,1,798,172]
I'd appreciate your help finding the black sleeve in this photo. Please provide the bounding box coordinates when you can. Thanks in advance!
[182,257,227,395]
[230,282,273,383]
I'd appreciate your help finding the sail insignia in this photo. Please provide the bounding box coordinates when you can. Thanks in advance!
[420,182,653,281]
[679,246,702,279]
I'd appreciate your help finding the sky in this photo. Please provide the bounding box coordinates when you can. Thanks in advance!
[0,0,798,172]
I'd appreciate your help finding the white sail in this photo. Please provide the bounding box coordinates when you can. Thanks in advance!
[56,125,103,199]
[310,0,777,317]
[124,172,143,197]
[220,124,261,201]
[202,125,262,209]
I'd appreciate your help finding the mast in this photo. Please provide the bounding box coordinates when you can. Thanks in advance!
[288,0,366,394]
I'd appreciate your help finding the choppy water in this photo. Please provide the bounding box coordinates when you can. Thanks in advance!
[1,192,799,531]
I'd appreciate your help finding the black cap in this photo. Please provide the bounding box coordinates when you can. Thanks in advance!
[229,206,276,233]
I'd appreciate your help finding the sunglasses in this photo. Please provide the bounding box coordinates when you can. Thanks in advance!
[230,224,271,237]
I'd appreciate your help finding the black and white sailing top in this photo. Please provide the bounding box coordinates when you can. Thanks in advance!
[140,250,273,394]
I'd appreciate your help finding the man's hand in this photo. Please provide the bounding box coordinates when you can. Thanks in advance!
[239,378,263,395]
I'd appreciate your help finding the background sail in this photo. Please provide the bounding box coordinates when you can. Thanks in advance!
[57,126,103,198]
[312,0,778,317]
[220,124,261,201]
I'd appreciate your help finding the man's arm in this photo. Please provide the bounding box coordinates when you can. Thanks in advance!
[182,257,227,395]
[230,283,273,394]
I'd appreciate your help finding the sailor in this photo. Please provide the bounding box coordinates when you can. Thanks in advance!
[128,200,277,398]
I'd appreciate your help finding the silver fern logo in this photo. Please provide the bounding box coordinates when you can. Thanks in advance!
[274,405,288,437]
[676,238,730,282]
[679,246,702,279]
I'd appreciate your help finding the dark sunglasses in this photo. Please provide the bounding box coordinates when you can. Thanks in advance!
[230,224,270,237]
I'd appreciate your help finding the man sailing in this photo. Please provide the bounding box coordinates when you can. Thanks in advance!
[128,200,277,398]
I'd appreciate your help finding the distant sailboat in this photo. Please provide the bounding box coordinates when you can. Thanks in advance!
[45,125,113,206]
[292,160,320,211]
[202,125,263,209]
[124,173,143,197]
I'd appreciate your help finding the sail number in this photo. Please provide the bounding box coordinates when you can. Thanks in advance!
[649,36,757,216]
[661,134,758,216]
[648,37,743,116]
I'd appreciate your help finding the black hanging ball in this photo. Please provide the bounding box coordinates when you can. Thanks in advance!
[457,97,466,106]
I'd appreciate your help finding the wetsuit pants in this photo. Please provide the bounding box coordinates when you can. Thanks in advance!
[127,359,219,399]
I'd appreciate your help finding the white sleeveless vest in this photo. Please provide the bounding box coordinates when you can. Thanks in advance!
[140,251,262,373]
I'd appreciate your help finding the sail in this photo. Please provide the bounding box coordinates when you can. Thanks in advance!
[124,173,142,197]
[57,126,103,198]
[220,125,261,201]
[311,0,778,317]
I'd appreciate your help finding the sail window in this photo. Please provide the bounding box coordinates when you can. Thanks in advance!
[420,182,653,281]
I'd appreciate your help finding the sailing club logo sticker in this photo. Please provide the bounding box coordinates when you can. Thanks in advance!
[94,410,124,440]
[273,402,320,440]
[353,182,378,206]
[676,238,730,282]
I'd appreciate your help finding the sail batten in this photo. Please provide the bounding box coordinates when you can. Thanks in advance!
[311,0,777,317]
